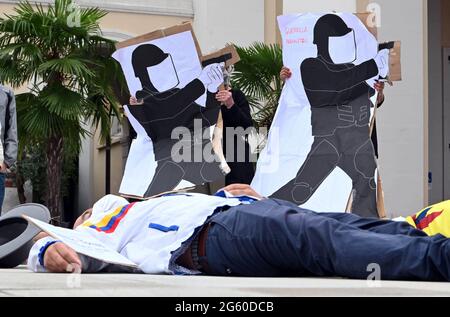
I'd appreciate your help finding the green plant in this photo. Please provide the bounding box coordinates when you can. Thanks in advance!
[0,0,124,223]
[17,140,77,207]
[231,42,283,129]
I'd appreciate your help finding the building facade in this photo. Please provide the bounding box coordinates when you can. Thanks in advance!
[1,0,448,218]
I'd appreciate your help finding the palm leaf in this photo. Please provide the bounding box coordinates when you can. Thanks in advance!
[232,42,283,128]
[39,84,84,120]
[38,56,95,79]
[0,0,122,219]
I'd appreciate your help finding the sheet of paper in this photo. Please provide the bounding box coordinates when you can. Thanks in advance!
[24,216,138,268]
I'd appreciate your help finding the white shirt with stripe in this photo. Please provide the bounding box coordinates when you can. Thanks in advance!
[27,192,257,274]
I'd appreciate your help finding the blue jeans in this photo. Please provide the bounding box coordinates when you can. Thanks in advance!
[205,199,450,281]
[0,173,5,213]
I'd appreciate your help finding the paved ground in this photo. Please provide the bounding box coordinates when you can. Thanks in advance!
[0,266,449,296]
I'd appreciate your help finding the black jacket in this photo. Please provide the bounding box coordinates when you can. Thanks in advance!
[221,89,255,185]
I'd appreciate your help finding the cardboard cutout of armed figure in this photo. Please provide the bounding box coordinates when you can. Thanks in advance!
[128,44,225,197]
[271,14,389,218]
[113,26,238,199]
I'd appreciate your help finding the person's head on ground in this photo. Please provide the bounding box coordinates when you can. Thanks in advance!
[73,208,93,229]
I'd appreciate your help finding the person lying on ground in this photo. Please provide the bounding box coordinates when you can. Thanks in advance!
[28,184,450,282]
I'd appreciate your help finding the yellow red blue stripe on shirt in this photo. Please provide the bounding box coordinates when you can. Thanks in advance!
[83,202,136,233]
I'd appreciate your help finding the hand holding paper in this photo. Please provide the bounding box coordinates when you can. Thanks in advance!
[24,215,138,268]
[44,242,82,273]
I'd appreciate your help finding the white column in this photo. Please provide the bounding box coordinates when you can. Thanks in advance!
[193,0,265,54]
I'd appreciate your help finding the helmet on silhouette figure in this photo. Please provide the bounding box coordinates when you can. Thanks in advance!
[313,14,357,64]
[132,44,180,94]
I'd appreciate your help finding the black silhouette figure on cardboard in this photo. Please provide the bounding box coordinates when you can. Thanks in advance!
[272,14,389,218]
[128,44,225,197]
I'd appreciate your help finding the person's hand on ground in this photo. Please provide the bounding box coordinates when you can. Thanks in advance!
[216,88,234,108]
[222,184,263,199]
[280,66,292,82]
[44,242,82,273]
